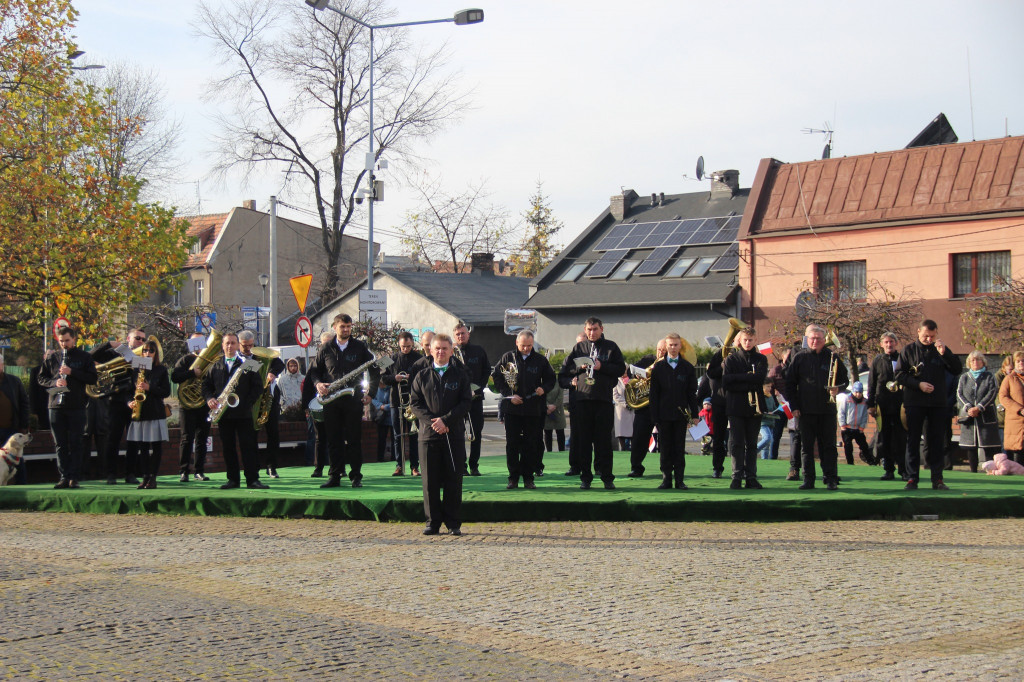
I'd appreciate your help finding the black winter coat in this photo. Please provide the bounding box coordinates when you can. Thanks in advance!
[867,351,903,414]
[38,347,97,410]
[410,364,473,443]
[897,340,962,409]
[785,348,849,415]
[307,338,375,400]
[128,364,171,421]
[722,348,769,417]
[491,350,556,417]
[648,358,699,423]
[202,357,263,422]
[558,336,625,403]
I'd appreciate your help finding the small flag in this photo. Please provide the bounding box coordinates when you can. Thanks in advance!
[649,427,659,453]
[780,401,794,418]
[757,341,773,355]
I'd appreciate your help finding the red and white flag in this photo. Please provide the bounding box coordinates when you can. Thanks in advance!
[779,400,794,418]
[757,341,773,356]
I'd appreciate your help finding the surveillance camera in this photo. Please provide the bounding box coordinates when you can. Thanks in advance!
[354,195,364,205]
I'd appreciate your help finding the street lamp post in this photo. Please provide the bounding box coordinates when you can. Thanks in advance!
[304,1,483,290]
[259,273,270,346]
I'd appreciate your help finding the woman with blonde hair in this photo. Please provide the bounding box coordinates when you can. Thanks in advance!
[957,350,999,472]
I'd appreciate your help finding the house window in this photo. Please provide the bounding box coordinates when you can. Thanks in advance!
[685,257,717,278]
[558,263,589,283]
[189,238,202,255]
[171,289,180,308]
[610,260,641,281]
[664,257,697,278]
[194,280,204,306]
[953,251,1010,297]
[816,261,866,300]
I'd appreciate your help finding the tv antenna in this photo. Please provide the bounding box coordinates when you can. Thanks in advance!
[802,122,834,159]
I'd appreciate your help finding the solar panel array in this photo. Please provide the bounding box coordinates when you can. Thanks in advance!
[595,215,741,252]
[634,245,679,276]
[711,243,740,272]
[585,249,629,279]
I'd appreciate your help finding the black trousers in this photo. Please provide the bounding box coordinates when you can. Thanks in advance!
[711,401,728,475]
[466,398,484,470]
[544,429,565,452]
[841,428,870,465]
[728,415,760,481]
[135,441,164,478]
[391,405,419,469]
[105,401,137,478]
[876,411,907,476]
[905,405,947,483]
[629,407,654,473]
[788,423,803,472]
[657,419,688,481]
[575,401,615,484]
[218,418,259,485]
[49,408,87,481]
[567,403,581,471]
[178,408,211,475]
[421,436,464,531]
[504,413,544,482]
[312,419,330,470]
[325,396,363,481]
[85,398,109,479]
[799,411,839,484]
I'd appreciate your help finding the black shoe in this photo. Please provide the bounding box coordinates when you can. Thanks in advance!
[105,476,117,485]
[125,476,140,486]
[506,478,518,490]
[535,468,545,477]
[470,468,482,476]
[932,481,950,490]
[220,481,240,489]
[880,472,895,481]
[68,480,80,489]
[711,471,723,479]
[826,481,838,490]
[579,481,592,490]
[657,479,672,489]
[54,479,70,489]
[904,479,918,490]
[626,469,644,478]
[603,481,616,490]
[351,479,363,488]
[786,469,800,481]
[310,468,323,478]
[523,480,537,490]
[180,473,189,483]
[449,528,462,536]
[320,478,341,488]
[729,479,742,489]
[745,479,763,490]
[564,468,581,476]
[423,527,440,536]
[675,481,688,490]
[194,473,210,482]
[798,482,814,490]
[247,481,269,490]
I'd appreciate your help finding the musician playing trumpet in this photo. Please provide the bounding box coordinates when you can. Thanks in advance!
[648,333,699,490]
[722,327,769,490]
[379,331,423,476]
[866,332,907,481]
[785,324,848,490]
[491,330,556,490]
[308,314,374,489]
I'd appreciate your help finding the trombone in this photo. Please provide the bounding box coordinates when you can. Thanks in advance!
[825,328,842,403]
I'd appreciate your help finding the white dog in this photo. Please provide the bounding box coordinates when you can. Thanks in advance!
[1,432,32,486]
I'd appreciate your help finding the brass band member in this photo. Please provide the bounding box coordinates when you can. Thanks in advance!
[410,333,473,536]
[238,330,284,478]
[171,333,212,482]
[453,323,489,476]
[648,333,699,489]
[127,339,170,489]
[627,339,667,478]
[38,326,97,488]
[558,318,625,490]
[380,331,423,476]
[867,332,907,481]
[492,330,556,489]
[305,330,335,478]
[91,328,148,485]
[309,314,374,488]
[897,319,961,490]
[722,327,768,489]
[700,348,729,479]
[785,324,848,490]
[202,332,267,489]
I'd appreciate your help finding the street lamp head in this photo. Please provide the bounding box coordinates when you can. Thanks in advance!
[454,9,484,25]
[304,0,330,9]
[259,273,270,288]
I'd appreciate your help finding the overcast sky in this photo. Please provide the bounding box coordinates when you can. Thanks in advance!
[73,0,1024,262]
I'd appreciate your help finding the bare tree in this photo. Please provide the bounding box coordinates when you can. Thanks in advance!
[399,176,515,272]
[962,276,1024,352]
[194,0,469,298]
[83,60,184,202]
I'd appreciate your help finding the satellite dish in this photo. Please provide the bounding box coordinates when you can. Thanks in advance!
[695,156,705,181]
[795,290,815,320]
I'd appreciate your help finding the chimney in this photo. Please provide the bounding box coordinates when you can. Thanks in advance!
[470,252,495,276]
[609,189,639,221]
[659,192,665,205]
[709,170,740,198]
[241,199,256,210]
[650,193,657,206]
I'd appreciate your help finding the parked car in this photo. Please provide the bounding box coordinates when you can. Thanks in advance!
[482,387,501,417]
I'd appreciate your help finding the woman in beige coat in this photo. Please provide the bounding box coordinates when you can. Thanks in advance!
[998,350,1024,464]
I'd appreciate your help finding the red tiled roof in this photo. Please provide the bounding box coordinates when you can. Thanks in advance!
[742,136,1024,235]
[181,212,230,268]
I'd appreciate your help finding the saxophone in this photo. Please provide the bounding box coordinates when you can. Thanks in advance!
[320,354,394,404]
[131,368,147,420]
[208,357,262,424]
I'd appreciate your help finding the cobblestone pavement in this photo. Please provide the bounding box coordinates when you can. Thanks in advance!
[2,512,1023,680]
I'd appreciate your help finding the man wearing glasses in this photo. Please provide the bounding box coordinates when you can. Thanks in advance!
[91,329,149,485]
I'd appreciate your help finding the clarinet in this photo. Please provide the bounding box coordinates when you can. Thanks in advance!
[50,349,70,405]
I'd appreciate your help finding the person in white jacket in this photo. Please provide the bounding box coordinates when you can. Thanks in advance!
[838,381,873,465]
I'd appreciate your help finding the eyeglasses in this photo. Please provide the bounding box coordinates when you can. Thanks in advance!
[133,336,146,342]
[141,349,155,354]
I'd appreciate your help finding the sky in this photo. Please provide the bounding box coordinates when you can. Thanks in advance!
[71,0,1024,263]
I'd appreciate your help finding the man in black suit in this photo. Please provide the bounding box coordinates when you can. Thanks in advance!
[453,323,489,476]
[867,332,907,481]
[410,333,473,536]
[37,326,97,488]
[171,333,213,482]
[627,338,666,478]
[308,314,374,488]
[648,333,699,489]
[202,332,267,490]
[491,330,556,490]
[238,329,285,478]
[380,331,423,476]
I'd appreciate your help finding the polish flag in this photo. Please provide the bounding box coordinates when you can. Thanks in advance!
[649,426,659,452]
[757,341,773,356]
[779,401,794,418]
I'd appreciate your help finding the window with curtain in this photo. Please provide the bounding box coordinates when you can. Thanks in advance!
[953,251,1010,297]
[816,261,866,300]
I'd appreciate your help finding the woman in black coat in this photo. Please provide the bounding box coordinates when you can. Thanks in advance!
[126,339,171,489]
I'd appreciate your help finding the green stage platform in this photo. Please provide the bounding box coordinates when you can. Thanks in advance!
[2,454,1022,523]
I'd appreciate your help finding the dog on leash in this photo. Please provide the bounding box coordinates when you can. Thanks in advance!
[1,432,32,486]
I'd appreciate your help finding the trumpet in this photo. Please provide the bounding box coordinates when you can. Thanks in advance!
[825,328,842,403]
[748,363,762,415]
[585,345,599,386]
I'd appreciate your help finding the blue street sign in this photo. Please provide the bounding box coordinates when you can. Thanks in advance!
[195,312,217,333]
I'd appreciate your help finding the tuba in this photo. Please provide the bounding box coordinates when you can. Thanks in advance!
[722,317,745,358]
[86,344,145,399]
[625,338,696,410]
[249,346,281,430]
[177,330,224,410]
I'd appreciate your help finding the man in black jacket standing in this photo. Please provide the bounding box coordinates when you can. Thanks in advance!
[701,350,730,478]
[38,326,98,488]
[722,327,769,489]
[867,332,907,481]
[558,318,625,490]
[785,324,848,490]
[627,338,666,478]
[380,331,423,476]
[171,333,213,482]
[309,314,374,488]
[92,328,148,484]
[896,319,962,490]
[410,334,473,535]
[492,330,556,490]
[453,323,489,476]
[238,330,285,478]
[203,332,266,490]
[648,333,699,489]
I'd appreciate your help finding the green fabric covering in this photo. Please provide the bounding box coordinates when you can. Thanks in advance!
[2,454,1022,522]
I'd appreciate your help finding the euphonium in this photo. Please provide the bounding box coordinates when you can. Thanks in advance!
[131,368,147,420]
[249,346,281,430]
[177,330,224,410]
[86,344,145,399]
[624,361,657,410]
[722,317,745,358]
